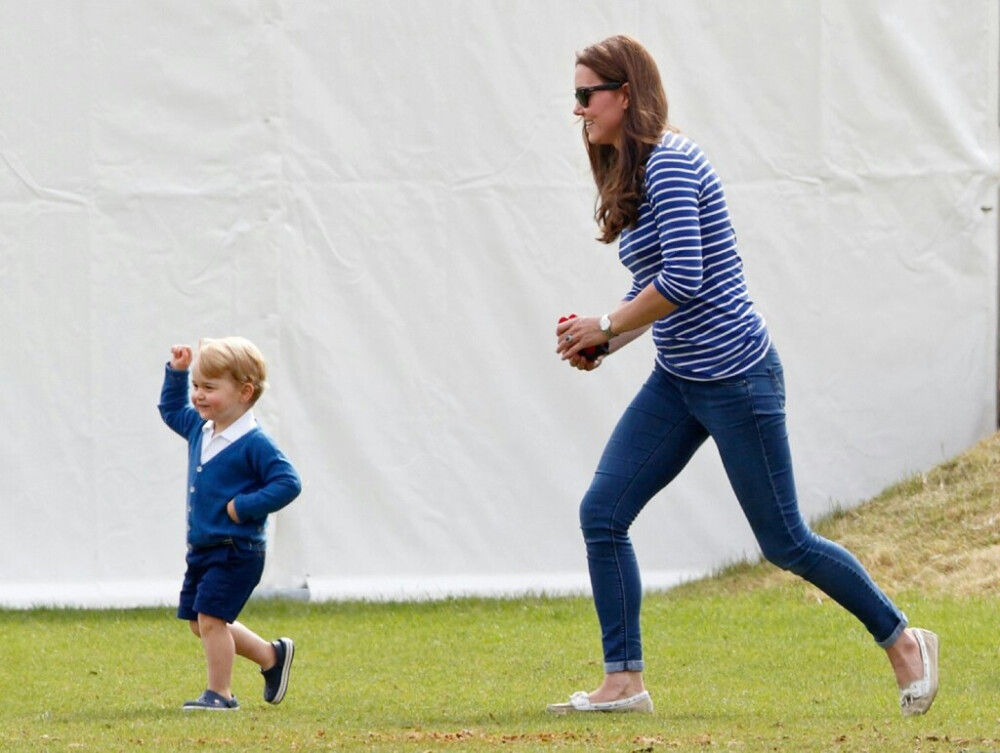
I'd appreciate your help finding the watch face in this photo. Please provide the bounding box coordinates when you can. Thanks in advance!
[600,314,611,332]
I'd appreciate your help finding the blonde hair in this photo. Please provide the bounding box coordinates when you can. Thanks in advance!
[194,336,268,406]
[576,35,675,243]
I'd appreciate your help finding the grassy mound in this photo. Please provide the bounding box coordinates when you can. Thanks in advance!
[675,431,1000,598]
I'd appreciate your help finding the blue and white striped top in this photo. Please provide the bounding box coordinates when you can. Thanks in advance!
[619,132,770,380]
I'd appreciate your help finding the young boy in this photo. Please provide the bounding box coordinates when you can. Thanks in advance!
[158,337,302,711]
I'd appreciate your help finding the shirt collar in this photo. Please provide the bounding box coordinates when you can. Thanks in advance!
[202,409,258,443]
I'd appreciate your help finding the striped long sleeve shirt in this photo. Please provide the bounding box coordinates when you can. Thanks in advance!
[619,132,770,380]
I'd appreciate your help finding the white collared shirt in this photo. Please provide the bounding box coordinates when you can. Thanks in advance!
[200,409,258,464]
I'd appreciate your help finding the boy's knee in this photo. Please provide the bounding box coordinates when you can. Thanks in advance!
[188,620,201,637]
[196,613,227,634]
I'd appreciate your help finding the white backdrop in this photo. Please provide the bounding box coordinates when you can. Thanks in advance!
[1,1,997,608]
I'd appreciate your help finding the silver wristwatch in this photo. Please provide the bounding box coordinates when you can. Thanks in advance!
[599,313,616,338]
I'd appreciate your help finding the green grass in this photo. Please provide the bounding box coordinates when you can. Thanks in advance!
[2,592,998,752]
[6,432,1000,751]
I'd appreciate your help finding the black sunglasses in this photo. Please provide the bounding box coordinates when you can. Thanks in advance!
[575,82,625,107]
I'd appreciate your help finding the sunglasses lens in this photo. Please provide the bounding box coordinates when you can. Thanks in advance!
[575,90,589,107]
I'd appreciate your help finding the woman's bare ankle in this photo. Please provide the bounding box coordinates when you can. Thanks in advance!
[885,628,922,688]
[591,671,645,702]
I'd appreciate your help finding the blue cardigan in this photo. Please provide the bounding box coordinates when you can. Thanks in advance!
[158,364,302,549]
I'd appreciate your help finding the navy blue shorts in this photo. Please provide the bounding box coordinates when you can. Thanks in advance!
[177,540,266,624]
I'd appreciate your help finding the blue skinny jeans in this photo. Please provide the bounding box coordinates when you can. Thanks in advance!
[579,346,906,673]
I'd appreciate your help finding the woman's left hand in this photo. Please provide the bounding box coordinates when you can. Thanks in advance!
[556,315,607,369]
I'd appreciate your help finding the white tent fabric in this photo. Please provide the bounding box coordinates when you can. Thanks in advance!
[1,1,997,608]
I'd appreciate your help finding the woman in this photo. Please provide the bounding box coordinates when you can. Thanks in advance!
[547,35,938,717]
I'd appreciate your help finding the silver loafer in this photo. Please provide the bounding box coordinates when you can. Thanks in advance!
[899,628,939,716]
[546,690,653,714]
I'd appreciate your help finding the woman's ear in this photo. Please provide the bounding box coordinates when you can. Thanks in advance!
[621,82,630,110]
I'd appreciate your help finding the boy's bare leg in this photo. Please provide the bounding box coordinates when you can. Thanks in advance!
[198,614,236,698]
[229,620,278,670]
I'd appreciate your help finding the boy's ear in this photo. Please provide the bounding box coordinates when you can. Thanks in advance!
[239,381,255,403]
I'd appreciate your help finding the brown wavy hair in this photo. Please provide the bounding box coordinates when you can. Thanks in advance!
[576,35,674,243]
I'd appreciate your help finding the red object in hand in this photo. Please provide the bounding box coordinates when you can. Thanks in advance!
[558,313,608,361]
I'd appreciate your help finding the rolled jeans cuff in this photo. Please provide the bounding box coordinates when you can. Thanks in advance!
[605,660,644,673]
[876,614,908,649]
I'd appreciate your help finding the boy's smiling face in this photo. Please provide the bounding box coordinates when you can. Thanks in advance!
[190,363,254,434]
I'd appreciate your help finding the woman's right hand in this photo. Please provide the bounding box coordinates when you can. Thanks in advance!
[567,351,604,371]
[170,344,192,371]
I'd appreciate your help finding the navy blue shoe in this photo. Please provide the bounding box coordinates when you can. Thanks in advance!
[262,637,295,704]
[182,689,240,711]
